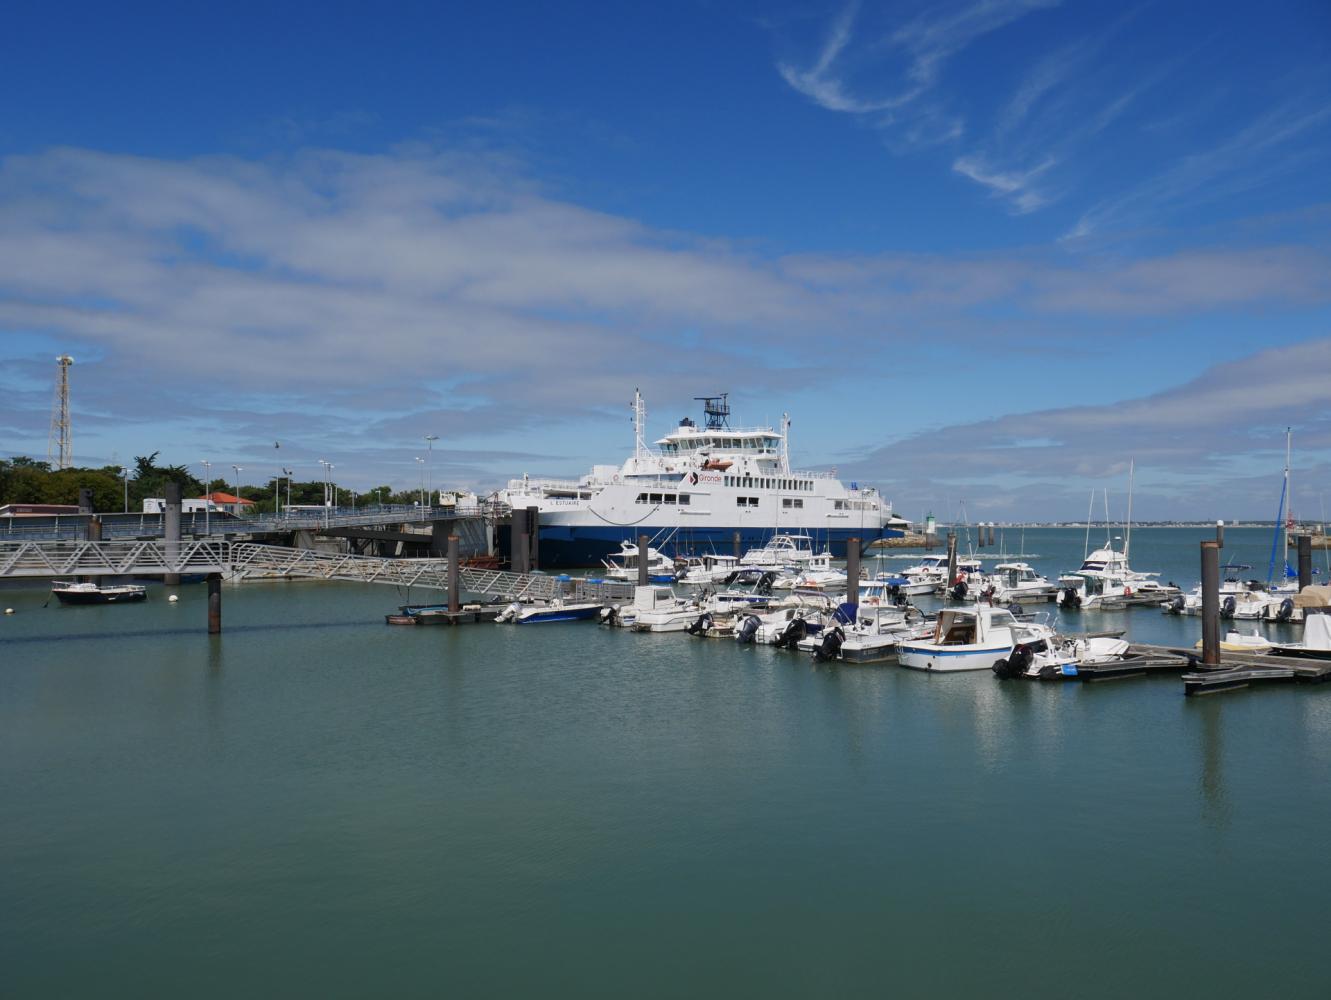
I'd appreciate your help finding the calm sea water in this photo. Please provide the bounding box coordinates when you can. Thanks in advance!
[3,528,1330,997]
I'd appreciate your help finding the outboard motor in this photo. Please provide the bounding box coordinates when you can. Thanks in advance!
[756,572,775,596]
[686,611,713,636]
[1277,597,1295,622]
[736,614,762,644]
[600,605,619,627]
[1221,595,1236,619]
[1060,587,1082,610]
[950,580,969,601]
[1167,595,1185,615]
[813,626,844,662]
[776,616,808,650]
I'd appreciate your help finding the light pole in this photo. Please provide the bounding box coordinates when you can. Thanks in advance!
[232,466,243,516]
[329,465,336,510]
[415,457,425,514]
[120,467,130,514]
[201,460,212,534]
[424,434,439,509]
[283,468,293,512]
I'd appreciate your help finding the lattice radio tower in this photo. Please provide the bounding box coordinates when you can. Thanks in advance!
[47,354,74,469]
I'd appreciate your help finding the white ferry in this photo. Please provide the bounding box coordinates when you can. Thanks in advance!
[496,392,908,568]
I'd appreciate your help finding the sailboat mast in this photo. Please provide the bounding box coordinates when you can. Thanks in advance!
[1084,491,1094,560]
[1125,459,1134,563]
[1284,427,1292,569]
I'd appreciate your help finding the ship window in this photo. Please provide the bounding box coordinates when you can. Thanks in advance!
[636,493,647,503]
[834,500,845,510]
[650,493,663,504]
[663,493,676,504]
[783,498,804,509]
[679,494,690,505]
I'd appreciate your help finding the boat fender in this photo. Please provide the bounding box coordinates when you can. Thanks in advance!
[1277,598,1294,622]
[737,615,761,644]
[1221,595,1236,619]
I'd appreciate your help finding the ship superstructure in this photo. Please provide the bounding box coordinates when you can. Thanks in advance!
[497,392,907,568]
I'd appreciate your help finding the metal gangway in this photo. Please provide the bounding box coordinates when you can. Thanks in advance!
[0,539,634,605]
[0,504,507,542]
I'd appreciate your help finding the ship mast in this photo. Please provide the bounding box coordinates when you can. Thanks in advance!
[632,388,647,461]
[1284,427,1292,575]
[47,354,73,470]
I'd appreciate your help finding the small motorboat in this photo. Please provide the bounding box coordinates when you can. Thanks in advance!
[1193,629,1275,653]
[51,581,147,605]
[1271,611,1331,659]
[496,599,603,624]
[992,635,1131,679]
[897,604,1056,673]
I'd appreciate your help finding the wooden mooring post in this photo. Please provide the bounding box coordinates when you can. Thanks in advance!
[207,573,222,634]
[638,533,650,587]
[846,537,861,597]
[1299,534,1313,590]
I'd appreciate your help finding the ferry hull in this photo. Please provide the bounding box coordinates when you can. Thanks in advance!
[499,525,903,570]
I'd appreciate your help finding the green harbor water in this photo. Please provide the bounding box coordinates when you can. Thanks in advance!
[3,528,1330,997]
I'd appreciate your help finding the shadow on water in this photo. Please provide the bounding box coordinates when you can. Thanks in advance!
[0,619,373,646]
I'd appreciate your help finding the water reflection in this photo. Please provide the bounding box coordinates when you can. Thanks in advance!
[1196,699,1230,830]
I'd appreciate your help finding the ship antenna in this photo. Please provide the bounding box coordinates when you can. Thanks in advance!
[632,388,647,460]
[693,393,730,430]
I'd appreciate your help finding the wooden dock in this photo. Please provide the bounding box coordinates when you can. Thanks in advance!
[1072,642,1331,695]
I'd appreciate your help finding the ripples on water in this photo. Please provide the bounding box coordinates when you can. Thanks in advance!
[2,528,1329,997]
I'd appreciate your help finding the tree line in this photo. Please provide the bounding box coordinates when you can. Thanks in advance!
[0,453,430,513]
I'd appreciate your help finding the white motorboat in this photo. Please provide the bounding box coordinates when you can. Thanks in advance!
[676,553,740,585]
[735,605,832,646]
[495,598,603,624]
[1272,611,1331,658]
[991,635,1131,679]
[602,542,677,583]
[897,554,982,596]
[897,605,1056,673]
[627,585,699,632]
[986,562,1057,604]
[801,603,933,663]
[1194,629,1275,653]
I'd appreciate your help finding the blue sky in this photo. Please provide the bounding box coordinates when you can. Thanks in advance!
[1,0,1329,520]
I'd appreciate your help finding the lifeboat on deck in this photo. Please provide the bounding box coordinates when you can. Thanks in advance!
[701,459,733,471]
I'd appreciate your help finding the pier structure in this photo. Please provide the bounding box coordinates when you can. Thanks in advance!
[0,538,634,633]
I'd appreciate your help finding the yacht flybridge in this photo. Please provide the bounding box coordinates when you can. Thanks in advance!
[497,391,908,568]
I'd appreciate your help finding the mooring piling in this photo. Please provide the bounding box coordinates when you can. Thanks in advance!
[527,506,540,571]
[846,537,861,594]
[1299,534,1313,590]
[638,533,650,586]
[733,531,741,559]
[1201,540,1221,666]
[447,534,461,612]
[207,572,222,634]
[164,481,182,586]
[1216,520,1225,547]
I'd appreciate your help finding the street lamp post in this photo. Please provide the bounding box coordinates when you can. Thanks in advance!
[201,460,212,534]
[120,467,130,514]
[283,469,293,512]
[424,434,439,509]
[415,457,425,513]
[232,466,243,517]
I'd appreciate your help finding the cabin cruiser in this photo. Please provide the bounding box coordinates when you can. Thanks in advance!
[627,585,700,632]
[897,605,1056,672]
[1058,544,1177,608]
[675,553,740,585]
[897,554,983,596]
[496,391,909,568]
[741,533,826,572]
[601,542,677,583]
[1166,569,1275,619]
[985,562,1056,604]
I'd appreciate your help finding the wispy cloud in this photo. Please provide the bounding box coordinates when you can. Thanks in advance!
[777,0,1058,125]
[1068,98,1331,239]
[951,154,1058,213]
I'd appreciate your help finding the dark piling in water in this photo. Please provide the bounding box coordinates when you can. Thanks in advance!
[1201,540,1220,666]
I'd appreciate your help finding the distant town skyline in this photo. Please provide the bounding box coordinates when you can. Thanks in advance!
[2,1,1329,521]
